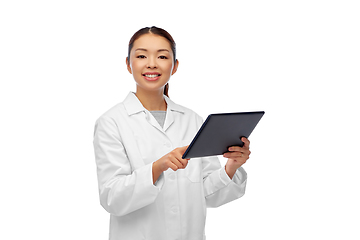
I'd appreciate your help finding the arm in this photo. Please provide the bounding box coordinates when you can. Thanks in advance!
[93,116,161,216]
[202,157,247,208]
[202,137,250,208]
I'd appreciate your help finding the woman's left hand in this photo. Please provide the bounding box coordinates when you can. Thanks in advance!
[223,137,251,179]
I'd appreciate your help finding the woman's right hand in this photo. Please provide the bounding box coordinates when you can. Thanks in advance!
[157,145,190,171]
[152,146,189,184]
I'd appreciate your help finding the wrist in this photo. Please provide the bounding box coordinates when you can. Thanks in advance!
[153,160,162,173]
[152,160,163,184]
[225,165,237,180]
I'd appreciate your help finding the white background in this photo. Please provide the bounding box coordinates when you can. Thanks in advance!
[1,0,359,239]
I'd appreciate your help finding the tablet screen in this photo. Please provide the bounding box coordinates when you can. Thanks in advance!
[182,111,264,159]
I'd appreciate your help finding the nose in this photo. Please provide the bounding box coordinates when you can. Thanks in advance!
[147,57,157,69]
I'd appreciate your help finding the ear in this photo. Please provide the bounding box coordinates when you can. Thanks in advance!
[171,59,179,75]
[126,57,132,74]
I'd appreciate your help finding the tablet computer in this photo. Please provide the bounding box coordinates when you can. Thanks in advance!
[182,111,265,159]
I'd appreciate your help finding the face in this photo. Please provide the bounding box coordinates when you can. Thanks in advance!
[126,34,178,94]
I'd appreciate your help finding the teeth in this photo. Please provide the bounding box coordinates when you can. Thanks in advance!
[145,74,159,78]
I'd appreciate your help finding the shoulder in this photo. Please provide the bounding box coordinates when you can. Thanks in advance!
[95,92,137,123]
[180,104,202,120]
[95,102,127,126]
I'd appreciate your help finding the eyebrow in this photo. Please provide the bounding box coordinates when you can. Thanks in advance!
[135,48,170,53]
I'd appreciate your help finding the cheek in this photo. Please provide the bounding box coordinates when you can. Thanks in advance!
[130,60,143,73]
[161,62,174,74]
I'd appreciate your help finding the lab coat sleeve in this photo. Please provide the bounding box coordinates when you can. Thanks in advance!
[202,156,247,208]
[93,116,162,217]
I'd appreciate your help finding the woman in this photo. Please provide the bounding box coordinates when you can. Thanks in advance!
[93,26,250,240]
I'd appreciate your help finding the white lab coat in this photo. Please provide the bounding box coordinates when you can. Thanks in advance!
[93,92,247,240]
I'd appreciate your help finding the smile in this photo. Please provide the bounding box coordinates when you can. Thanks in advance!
[142,72,161,81]
[144,74,160,78]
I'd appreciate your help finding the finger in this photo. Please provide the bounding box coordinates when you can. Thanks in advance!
[171,156,184,169]
[179,158,189,169]
[177,145,190,161]
[228,146,244,152]
[175,152,189,168]
[178,145,189,154]
[227,147,251,157]
[225,149,251,158]
[223,152,244,158]
[241,137,250,149]
[168,161,179,171]
[170,160,182,171]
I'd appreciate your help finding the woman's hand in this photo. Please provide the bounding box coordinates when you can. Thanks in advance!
[223,137,251,179]
[152,146,189,184]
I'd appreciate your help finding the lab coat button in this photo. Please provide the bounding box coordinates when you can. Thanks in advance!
[164,142,171,148]
[171,206,179,214]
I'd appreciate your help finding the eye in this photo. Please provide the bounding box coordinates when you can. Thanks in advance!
[136,55,146,59]
[159,55,168,59]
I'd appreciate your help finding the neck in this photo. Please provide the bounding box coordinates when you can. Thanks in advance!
[135,87,167,111]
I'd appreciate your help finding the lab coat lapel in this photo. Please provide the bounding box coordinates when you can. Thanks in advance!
[163,108,174,132]
[145,110,164,132]
[163,96,185,132]
[123,92,163,132]
[146,108,174,133]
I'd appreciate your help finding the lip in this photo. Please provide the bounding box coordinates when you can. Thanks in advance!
[142,72,161,81]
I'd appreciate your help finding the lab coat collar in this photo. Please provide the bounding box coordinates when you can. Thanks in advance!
[164,95,185,114]
[123,92,185,116]
[123,92,146,116]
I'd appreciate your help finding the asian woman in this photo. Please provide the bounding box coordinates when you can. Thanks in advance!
[93,26,251,240]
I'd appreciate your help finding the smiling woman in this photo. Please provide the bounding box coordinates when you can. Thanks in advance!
[126,32,179,110]
[126,26,177,98]
[93,26,249,240]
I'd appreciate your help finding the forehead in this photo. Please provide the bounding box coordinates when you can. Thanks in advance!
[132,34,172,52]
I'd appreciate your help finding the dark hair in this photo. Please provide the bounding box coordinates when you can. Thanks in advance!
[128,26,176,97]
